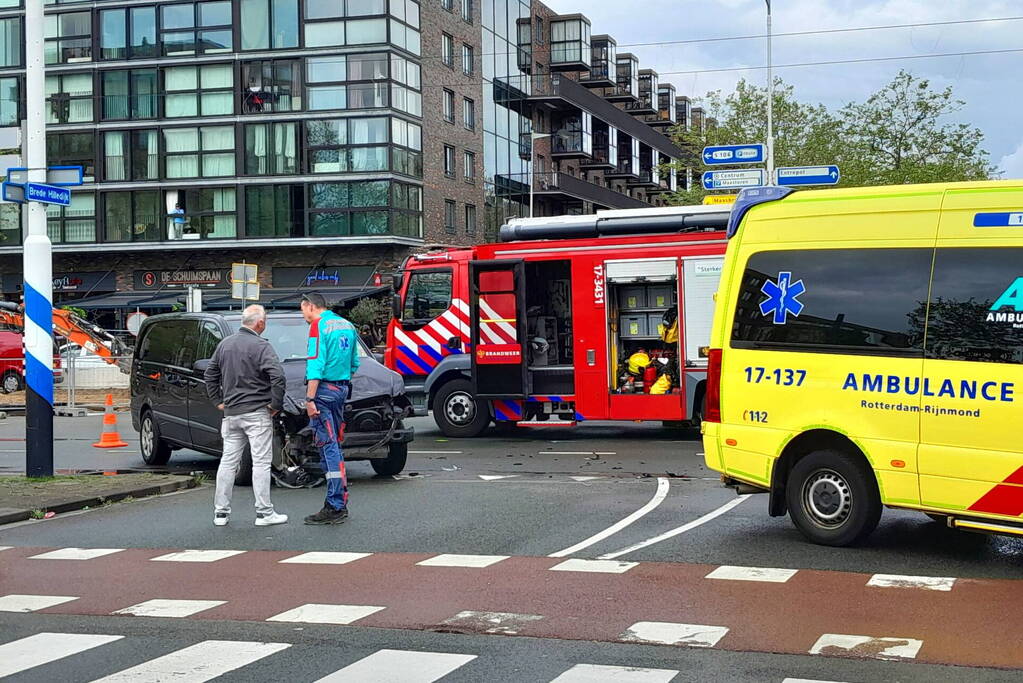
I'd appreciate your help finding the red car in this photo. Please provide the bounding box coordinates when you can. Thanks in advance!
[0,331,63,394]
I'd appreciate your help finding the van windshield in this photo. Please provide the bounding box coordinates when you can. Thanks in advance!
[262,317,367,361]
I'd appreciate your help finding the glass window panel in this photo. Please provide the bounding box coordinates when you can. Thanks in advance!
[166,93,198,117]
[202,153,234,176]
[201,126,233,149]
[166,154,199,177]
[406,0,420,27]
[162,30,196,55]
[308,87,346,110]
[307,119,346,145]
[351,211,388,235]
[201,29,232,52]
[246,124,270,173]
[311,212,349,236]
[104,132,128,180]
[165,67,198,91]
[272,0,299,47]
[0,78,17,126]
[307,55,346,82]
[348,52,386,80]
[240,0,269,50]
[348,82,386,108]
[306,0,342,19]
[347,0,384,16]
[346,17,386,44]
[100,10,127,60]
[132,130,159,180]
[130,8,158,57]
[0,18,21,68]
[200,1,231,25]
[350,117,387,144]
[165,128,199,151]
[274,122,298,173]
[311,149,344,173]
[132,69,158,118]
[104,193,131,241]
[311,182,347,208]
[350,180,387,206]
[349,146,387,171]
[201,92,233,115]
[305,21,345,47]
[201,64,233,88]
[101,71,128,119]
[162,4,195,29]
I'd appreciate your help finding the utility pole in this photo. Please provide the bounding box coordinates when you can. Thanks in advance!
[765,0,775,183]
[23,0,54,477]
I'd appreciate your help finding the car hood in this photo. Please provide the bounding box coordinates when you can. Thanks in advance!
[283,355,405,404]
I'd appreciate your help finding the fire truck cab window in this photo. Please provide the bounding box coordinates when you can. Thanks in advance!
[525,260,573,394]
[402,270,451,323]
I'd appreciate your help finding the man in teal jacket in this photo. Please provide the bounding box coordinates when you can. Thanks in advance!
[300,292,360,525]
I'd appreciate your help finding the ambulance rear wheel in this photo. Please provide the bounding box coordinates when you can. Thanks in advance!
[786,449,881,547]
[433,379,489,438]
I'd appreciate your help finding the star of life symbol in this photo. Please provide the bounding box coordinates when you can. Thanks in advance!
[759,271,806,324]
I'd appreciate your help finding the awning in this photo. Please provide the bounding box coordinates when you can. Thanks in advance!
[71,291,186,310]
[70,286,389,311]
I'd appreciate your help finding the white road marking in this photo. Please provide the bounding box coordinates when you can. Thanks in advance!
[809,633,923,660]
[0,633,123,678]
[29,548,124,561]
[92,640,290,683]
[279,551,371,565]
[569,476,603,482]
[443,610,544,635]
[705,565,798,583]
[551,663,679,682]
[410,450,464,454]
[0,546,11,551]
[315,649,477,682]
[112,599,226,618]
[150,549,245,563]
[549,477,670,558]
[0,593,78,612]
[599,495,752,559]
[266,603,385,625]
[478,474,518,481]
[417,554,509,568]
[622,621,730,648]
[867,574,956,591]
[549,558,638,574]
[783,679,848,683]
[545,451,617,456]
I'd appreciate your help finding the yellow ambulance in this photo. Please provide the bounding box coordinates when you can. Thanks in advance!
[702,180,1023,546]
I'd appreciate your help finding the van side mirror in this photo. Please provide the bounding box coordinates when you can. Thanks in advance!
[391,292,402,321]
[193,359,211,373]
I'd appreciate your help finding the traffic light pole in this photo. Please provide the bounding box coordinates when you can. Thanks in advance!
[765,0,775,183]
[23,0,54,478]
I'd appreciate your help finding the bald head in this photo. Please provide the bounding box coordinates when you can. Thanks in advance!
[241,304,267,333]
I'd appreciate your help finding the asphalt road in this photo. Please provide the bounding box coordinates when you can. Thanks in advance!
[2,413,1022,680]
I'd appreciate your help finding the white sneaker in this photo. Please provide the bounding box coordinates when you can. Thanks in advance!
[255,512,288,526]
[214,513,229,527]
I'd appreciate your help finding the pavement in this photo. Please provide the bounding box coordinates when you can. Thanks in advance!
[1,414,1022,681]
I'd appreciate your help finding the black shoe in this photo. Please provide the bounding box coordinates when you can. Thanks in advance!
[304,505,348,525]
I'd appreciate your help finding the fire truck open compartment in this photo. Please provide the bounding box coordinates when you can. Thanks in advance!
[524,260,574,396]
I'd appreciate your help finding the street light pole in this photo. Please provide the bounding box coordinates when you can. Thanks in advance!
[23,0,54,477]
[765,0,774,183]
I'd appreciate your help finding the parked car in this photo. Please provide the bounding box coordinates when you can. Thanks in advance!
[0,331,63,393]
[129,312,414,485]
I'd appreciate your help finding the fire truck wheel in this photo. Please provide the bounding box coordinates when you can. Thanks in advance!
[1,371,22,394]
[433,379,489,438]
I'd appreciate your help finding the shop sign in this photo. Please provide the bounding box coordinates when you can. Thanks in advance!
[272,266,375,288]
[134,269,228,289]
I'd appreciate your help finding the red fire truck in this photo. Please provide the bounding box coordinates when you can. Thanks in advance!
[385,205,730,437]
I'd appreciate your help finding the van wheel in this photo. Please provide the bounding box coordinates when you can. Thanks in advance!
[371,440,408,476]
[786,449,881,547]
[1,371,22,394]
[433,379,489,438]
[139,411,172,466]
[234,446,253,487]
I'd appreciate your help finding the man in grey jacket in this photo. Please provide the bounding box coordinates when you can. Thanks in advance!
[204,304,288,527]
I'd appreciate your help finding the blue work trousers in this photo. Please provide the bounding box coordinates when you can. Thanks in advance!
[311,381,349,510]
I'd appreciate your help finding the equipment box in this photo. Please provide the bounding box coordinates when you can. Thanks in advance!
[618,286,647,310]
[620,315,649,338]
[647,312,665,338]
[647,285,674,309]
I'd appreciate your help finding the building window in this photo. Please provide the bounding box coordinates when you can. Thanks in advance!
[443,89,454,122]
[442,33,454,67]
[443,145,455,177]
[444,200,456,233]
[45,73,93,124]
[463,150,475,182]
[390,53,422,116]
[244,184,304,237]
[239,0,298,50]
[389,0,421,54]
[392,117,423,178]
[0,77,17,126]
[307,53,388,111]
[46,193,96,244]
[461,0,472,22]
[305,15,388,47]
[101,69,158,121]
[463,96,475,130]
[44,11,91,64]
[166,187,237,239]
[245,122,298,175]
[306,0,386,18]
[392,182,421,237]
[103,130,159,181]
[461,43,473,75]
[0,203,19,245]
[47,133,96,183]
[159,1,233,56]
[164,64,234,117]
[0,18,21,68]
[465,203,476,235]
[308,180,390,236]
[164,126,235,178]
[306,117,388,173]
[99,8,158,60]
[535,15,543,44]
[104,190,161,242]
[442,0,453,12]
[242,59,301,113]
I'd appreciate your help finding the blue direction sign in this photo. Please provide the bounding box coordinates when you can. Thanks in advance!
[1,181,25,203]
[702,144,766,165]
[776,165,840,187]
[25,182,71,206]
[702,168,766,191]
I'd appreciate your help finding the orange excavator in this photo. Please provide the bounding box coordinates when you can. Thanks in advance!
[0,301,131,373]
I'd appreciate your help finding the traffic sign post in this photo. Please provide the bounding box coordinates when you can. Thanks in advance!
[776,165,840,187]
[231,263,260,301]
[702,169,767,191]
[702,144,766,165]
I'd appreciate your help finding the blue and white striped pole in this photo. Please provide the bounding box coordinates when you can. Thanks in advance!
[24,0,53,477]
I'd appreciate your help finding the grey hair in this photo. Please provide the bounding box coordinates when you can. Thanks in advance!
[241,304,266,328]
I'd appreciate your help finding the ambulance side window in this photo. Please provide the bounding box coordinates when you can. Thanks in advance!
[402,270,452,324]
[926,248,1023,365]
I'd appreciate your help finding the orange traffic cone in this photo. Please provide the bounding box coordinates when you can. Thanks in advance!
[93,394,128,449]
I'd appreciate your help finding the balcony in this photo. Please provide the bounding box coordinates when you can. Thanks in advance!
[627,168,661,189]
[651,84,677,128]
[605,157,640,180]
[607,53,640,102]
[534,172,649,210]
[580,147,615,170]
[550,16,592,72]
[580,35,617,88]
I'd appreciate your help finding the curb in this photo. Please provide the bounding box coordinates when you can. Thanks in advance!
[0,477,198,526]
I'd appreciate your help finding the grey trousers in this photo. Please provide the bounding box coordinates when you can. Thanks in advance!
[214,409,274,516]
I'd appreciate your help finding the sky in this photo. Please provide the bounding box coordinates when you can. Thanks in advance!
[541,0,1023,178]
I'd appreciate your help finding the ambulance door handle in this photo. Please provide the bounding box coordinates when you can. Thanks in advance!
[587,349,595,366]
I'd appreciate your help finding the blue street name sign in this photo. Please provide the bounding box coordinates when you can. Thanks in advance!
[25,182,72,206]
[702,144,766,165]
[1,181,25,203]
[702,168,766,191]
[4,165,83,187]
[776,165,840,186]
